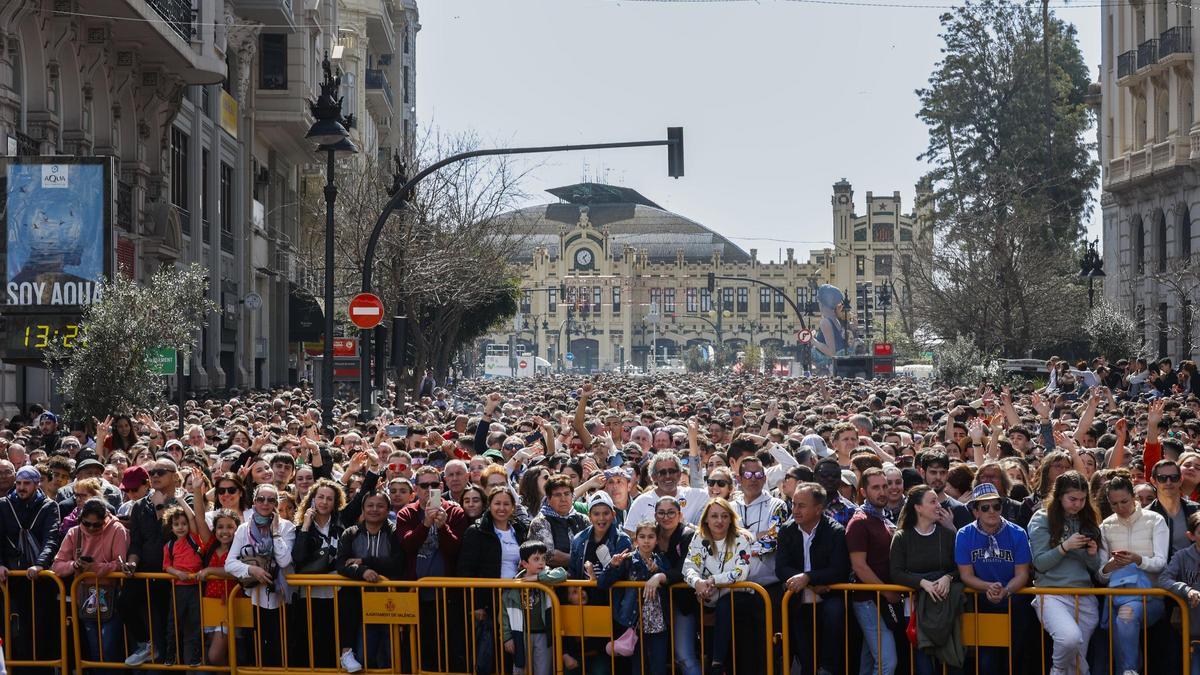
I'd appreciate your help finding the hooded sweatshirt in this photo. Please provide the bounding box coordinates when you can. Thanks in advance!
[1159,543,1200,638]
[51,514,130,583]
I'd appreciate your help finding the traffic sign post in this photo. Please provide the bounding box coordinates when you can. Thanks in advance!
[565,352,574,362]
[348,293,385,330]
[797,329,813,345]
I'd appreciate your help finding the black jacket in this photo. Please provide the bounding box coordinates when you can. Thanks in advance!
[776,514,850,588]
[337,521,405,581]
[292,516,345,574]
[659,523,700,615]
[126,491,192,572]
[457,513,528,580]
[0,491,60,568]
[1149,497,1200,560]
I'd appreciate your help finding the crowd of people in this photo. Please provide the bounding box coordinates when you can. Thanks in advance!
[2,355,1200,675]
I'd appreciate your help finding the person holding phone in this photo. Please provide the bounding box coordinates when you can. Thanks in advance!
[1028,471,1103,675]
[52,498,129,664]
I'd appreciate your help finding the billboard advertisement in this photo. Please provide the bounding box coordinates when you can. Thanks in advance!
[3,157,113,310]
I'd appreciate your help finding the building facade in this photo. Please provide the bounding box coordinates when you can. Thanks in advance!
[1100,0,1200,359]
[0,0,417,414]
[482,179,928,372]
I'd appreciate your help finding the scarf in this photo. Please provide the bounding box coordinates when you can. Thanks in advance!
[861,501,896,532]
[540,501,574,524]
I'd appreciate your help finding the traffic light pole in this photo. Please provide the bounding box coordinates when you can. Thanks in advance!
[358,131,685,419]
[707,272,809,368]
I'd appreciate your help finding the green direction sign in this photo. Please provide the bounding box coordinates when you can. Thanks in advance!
[147,347,177,375]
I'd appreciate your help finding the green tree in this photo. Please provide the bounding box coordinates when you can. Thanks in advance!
[909,0,1098,356]
[743,344,763,373]
[44,264,216,420]
[933,334,995,385]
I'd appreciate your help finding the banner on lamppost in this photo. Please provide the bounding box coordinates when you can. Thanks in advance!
[3,156,113,309]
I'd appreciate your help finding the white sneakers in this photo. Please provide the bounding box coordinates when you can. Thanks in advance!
[123,642,155,667]
[340,648,364,673]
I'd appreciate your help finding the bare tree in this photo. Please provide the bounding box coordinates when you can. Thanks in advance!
[298,129,537,396]
[1146,255,1200,360]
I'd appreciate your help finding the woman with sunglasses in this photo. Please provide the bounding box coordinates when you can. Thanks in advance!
[225,483,295,668]
[208,473,251,526]
[52,498,129,666]
[705,467,735,501]
[654,495,702,675]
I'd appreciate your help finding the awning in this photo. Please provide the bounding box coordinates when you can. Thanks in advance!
[289,284,324,342]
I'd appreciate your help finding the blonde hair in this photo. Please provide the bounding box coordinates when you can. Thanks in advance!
[697,497,751,553]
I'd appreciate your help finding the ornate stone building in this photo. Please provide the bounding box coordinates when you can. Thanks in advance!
[482,179,929,372]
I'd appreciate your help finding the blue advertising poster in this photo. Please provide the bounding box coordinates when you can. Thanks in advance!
[5,160,108,307]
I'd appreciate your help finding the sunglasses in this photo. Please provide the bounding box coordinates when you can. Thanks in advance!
[254,496,278,504]
[148,469,173,477]
[217,486,241,495]
[656,468,681,477]
[707,479,730,488]
[80,520,104,530]
[417,482,440,489]
[73,493,90,502]
[740,471,766,480]
[655,509,680,517]
[1155,473,1182,483]
[816,471,841,480]
[973,502,1001,513]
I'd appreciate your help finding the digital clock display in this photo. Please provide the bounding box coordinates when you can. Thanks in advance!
[3,315,82,359]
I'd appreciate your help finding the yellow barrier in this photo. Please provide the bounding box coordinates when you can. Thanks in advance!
[0,570,69,671]
[780,583,1194,675]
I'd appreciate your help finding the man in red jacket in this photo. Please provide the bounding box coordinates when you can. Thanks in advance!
[394,464,469,671]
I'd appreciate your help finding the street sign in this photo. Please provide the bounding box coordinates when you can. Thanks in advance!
[348,293,385,329]
[333,338,359,359]
[797,329,813,345]
[242,292,263,311]
[519,360,528,369]
[565,352,575,362]
[147,347,176,375]
[873,342,894,357]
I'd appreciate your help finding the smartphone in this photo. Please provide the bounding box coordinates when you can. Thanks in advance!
[429,488,442,512]
[387,424,409,438]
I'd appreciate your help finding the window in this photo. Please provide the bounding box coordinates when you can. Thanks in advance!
[856,255,865,276]
[1182,205,1193,262]
[664,288,676,313]
[875,255,893,277]
[774,290,785,314]
[259,34,288,90]
[171,128,190,235]
[854,227,867,242]
[566,286,577,307]
[736,287,748,314]
[686,287,698,313]
[219,162,233,252]
[593,287,602,312]
[721,288,734,312]
[200,148,209,239]
[404,28,411,54]
[900,227,913,242]
[403,65,411,104]
[700,288,712,312]
[1157,210,1168,272]
[797,287,807,312]
[650,287,662,313]
[873,223,894,242]
[520,290,532,314]
[1134,217,1146,274]
[612,286,621,314]
[1159,302,1170,357]
[759,287,771,313]
[548,288,557,313]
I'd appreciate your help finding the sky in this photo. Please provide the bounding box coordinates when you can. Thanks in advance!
[416,0,1103,262]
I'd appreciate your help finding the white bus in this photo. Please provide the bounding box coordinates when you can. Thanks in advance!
[482,344,550,378]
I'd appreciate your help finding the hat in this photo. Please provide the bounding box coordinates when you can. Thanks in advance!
[219,449,242,463]
[481,449,505,463]
[587,490,616,513]
[801,434,832,459]
[38,412,57,424]
[840,470,857,489]
[120,466,149,491]
[74,458,104,476]
[14,465,40,483]
[164,439,184,451]
[967,482,1002,504]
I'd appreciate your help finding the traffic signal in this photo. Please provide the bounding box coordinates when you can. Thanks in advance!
[879,284,891,308]
[667,127,684,178]
[706,272,715,293]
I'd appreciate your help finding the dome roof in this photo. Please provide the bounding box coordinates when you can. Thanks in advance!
[499,183,750,263]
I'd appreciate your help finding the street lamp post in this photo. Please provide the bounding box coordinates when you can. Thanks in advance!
[306,53,359,431]
[1079,238,1106,308]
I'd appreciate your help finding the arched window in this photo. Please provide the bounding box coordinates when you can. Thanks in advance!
[1157,209,1168,272]
[1134,215,1146,274]
[8,38,24,132]
[1181,204,1193,263]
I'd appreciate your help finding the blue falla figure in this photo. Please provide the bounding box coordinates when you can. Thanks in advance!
[811,284,859,372]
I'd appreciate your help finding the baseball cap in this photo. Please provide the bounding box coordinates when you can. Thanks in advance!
[967,482,1002,504]
[38,412,57,424]
[74,458,105,476]
[587,490,615,513]
[801,434,832,459]
[120,466,150,491]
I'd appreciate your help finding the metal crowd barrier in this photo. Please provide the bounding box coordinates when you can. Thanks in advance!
[780,583,1194,675]
[4,572,1192,674]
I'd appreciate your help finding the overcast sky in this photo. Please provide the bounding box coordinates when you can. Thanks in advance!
[415,0,1103,262]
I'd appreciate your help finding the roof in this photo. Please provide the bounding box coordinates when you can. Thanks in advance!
[498,183,750,263]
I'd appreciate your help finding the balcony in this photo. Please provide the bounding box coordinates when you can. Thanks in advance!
[228,0,296,32]
[1160,26,1193,66]
[365,68,394,117]
[366,0,398,54]
[146,0,194,40]
[1105,135,1191,191]
[1138,39,1160,71]
[1117,50,1137,80]
[91,0,225,84]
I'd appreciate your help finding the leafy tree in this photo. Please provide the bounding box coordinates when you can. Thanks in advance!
[683,345,712,373]
[1083,298,1146,362]
[933,334,995,385]
[44,264,216,420]
[743,344,763,373]
[909,0,1098,356]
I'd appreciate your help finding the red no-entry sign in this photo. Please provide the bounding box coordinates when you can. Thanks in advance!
[348,293,385,329]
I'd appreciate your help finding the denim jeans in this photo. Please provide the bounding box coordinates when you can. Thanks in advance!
[632,631,669,675]
[672,606,702,675]
[852,600,897,675]
[356,624,391,670]
[81,615,122,664]
[1112,595,1164,674]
